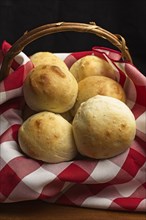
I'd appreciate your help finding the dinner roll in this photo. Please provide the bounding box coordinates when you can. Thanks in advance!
[72,95,136,159]
[30,51,68,71]
[23,64,78,113]
[71,76,126,116]
[70,55,117,82]
[18,112,77,163]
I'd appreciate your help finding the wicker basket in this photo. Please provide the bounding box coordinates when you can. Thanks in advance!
[0,22,132,81]
[0,22,145,212]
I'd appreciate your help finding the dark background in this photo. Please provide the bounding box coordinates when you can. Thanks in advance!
[0,0,146,75]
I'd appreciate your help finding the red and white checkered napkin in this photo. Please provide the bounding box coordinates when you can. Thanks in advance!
[0,41,146,212]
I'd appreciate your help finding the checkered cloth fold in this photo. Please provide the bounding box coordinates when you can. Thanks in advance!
[0,41,146,212]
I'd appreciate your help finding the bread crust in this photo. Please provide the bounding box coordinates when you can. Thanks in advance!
[71,75,126,116]
[23,64,78,113]
[18,112,77,163]
[72,95,136,159]
[70,55,117,82]
[30,51,68,71]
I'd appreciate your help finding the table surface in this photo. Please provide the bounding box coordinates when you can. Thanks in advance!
[0,200,146,220]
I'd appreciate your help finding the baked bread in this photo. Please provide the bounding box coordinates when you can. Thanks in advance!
[30,51,68,71]
[23,64,78,113]
[71,75,126,116]
[72,95,136,159]
[18,112,77,163]
[70,55,117,82]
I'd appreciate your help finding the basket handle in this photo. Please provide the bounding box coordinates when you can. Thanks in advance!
[0,22,132,81]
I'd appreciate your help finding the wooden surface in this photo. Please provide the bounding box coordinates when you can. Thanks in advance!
[0,200,145,220]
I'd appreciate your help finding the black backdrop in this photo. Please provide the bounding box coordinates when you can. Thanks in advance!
[0,0,146,75]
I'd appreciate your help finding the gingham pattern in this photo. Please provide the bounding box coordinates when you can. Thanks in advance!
[0,41,146,212]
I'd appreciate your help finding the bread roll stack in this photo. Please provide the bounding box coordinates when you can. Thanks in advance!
[18,52,136,163]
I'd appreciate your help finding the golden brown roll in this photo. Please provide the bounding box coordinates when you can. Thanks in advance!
[23,64,78,113]
[18,112,77,163]
[72,95,136,159]
[30,51,68,71]
[71,75,126,116]
[70,55,117,82]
